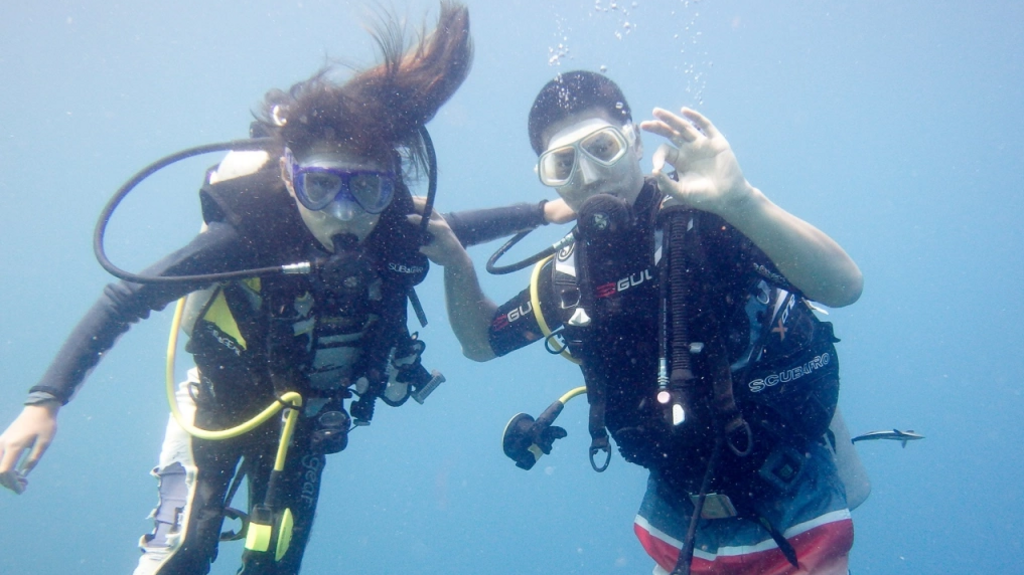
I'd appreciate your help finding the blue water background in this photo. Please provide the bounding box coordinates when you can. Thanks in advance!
[1,1,1021,573]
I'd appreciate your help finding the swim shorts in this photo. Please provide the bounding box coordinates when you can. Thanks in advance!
[634,442,854,575]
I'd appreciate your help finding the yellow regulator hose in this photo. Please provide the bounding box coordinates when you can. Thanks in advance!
[167,297,301,470]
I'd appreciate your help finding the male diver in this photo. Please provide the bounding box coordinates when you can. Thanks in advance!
[445,71,863,575]
[0,4,560,574]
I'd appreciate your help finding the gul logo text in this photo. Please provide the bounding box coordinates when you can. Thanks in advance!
[595,269,653,298]
[492,301,533,330]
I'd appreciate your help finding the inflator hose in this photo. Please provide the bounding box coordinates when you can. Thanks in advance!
[487,230,552,275]
[664,207,697,420]
[96,128,442,288]
[94,138,297,284]
[529,255,580,364]
[166,297,301,461]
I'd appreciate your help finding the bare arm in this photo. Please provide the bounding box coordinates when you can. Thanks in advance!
[411,211,498,361]
[0,401,60,494]
[641,107,862,307]
[441,253,499,361]
[715,185,863,307]
[542,198,576,224]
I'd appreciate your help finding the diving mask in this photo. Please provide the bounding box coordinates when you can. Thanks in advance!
[537,124,631,187]
[285,148,395,213]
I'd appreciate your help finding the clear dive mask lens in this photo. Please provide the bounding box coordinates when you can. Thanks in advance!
[537,126,630,187]
[286,150,395,213]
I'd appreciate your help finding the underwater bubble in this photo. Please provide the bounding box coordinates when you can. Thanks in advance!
[600,65,608,73]
[615,101,624,110]
[547,43,572,67]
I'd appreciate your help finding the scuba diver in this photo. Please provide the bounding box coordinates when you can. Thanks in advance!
[445,71,864,575]
[0,4,561,573]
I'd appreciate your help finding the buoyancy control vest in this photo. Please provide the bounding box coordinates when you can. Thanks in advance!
[187,156,434,436]
[551,182,840,495]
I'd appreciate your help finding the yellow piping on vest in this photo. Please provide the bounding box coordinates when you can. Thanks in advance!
[166,297,300,473]
[530,255,580,365]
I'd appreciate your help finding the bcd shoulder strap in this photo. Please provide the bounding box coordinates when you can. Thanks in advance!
[199,161,308,260]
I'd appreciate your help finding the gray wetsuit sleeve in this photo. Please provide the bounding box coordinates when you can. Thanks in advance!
[27,222,252,404]
[443,201,548,248]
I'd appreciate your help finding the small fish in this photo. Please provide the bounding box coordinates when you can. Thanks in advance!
[851,429,924,448]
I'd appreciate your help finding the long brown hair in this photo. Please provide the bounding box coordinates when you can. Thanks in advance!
[258,1,472,174]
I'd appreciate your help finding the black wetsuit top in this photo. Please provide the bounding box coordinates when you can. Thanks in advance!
[27,195,547,406]
[489,181,792,358]
[486,181,839,491]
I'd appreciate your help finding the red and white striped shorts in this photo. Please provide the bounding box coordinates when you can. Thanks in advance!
[634,443,854,575]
